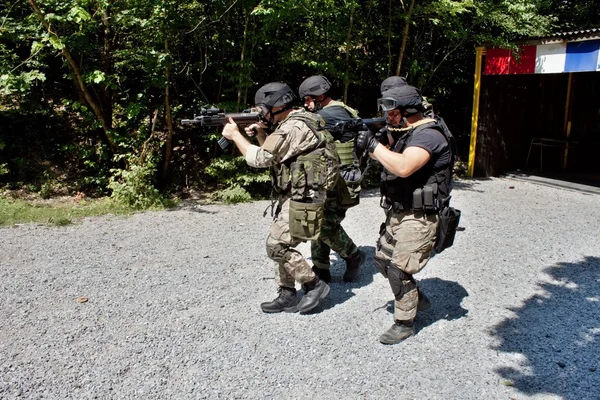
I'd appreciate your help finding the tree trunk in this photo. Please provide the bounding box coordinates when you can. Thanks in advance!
[237,13,250,111]
[387,0,393,76]
[98,7,113,127]
[27,0,117,153]
[162,39,174,182]
[395,0,416,77]
[343,2,356,103]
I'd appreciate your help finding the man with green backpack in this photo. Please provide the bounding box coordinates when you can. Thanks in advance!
[298,75,366,284]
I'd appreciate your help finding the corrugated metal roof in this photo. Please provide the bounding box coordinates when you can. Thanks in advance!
[481,28,600,47]
[525,28,600,44]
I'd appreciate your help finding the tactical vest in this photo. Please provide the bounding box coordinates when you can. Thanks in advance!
[381,120,454,213]
[270,111,339,202]
[325,100,359,119]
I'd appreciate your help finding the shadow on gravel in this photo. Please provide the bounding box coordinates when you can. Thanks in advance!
[166,203,218,213]
[490,256,600,400]
[383,278,469,330]
[308,245,379,313]
[452,178,490,193]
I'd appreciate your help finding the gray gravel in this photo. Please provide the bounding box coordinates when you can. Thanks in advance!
[1,177,599,400]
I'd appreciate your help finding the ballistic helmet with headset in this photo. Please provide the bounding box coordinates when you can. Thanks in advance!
[378,85,424,116]
[380,76,408,94]
[254,82,296,126]
[298,75,332,100]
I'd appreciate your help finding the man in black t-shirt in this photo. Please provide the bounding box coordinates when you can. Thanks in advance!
[356,84,453,345]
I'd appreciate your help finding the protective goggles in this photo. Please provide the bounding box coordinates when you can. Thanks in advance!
[377,97,400,112]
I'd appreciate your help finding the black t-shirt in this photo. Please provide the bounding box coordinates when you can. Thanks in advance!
[317,105,356,142]
[404,125,451,170]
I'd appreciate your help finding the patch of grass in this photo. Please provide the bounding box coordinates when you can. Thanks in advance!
[0,196,142,226]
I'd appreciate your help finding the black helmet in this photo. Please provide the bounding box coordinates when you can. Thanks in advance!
[298,75,331,99]
[254,82,296,109]
[378,85,424,115]
[380,76,408,94]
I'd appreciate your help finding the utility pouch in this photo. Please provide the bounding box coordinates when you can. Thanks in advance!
[434,206,461,253]
[412,188,423,210]
[423,186,435,211]
[290,162,307,201]
[289,199,324,241]
[337,176,361,208]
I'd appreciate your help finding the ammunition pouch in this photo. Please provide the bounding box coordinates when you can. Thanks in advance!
[289,199,324,241]
[336,173,361,209]
[411,184,448,213]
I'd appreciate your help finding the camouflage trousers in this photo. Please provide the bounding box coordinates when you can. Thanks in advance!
[375,209,438,321]
[310,196,359,269]
[266,199,316,289]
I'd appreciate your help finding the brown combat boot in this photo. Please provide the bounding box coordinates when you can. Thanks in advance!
[379,320,415,345]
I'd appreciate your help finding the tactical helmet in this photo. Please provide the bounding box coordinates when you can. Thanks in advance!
[298,75,332,99]
[380,76,408,94]
[254,82,296,109]
[378,85,424,115]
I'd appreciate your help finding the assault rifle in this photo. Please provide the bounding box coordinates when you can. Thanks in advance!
[328,117,388,147]
[181,106,261,149]
[329,117,387,138]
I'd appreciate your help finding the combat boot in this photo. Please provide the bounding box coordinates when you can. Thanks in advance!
[297,277,330,314]
[343,249,365,282]
[311,266,331,284]
[417,288,431,311]
[260,287,300,313]
[379,320,415,345]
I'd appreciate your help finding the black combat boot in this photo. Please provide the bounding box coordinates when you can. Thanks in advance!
[342,249,365,282]
[260,287,300,313]
[297,276,330,314]
[311,266,332,283]
[379,320,415,345]
[417,288,431,311]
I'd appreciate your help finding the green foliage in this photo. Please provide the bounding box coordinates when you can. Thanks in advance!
[0,196,134,226]
[205,155,270,203]
[0,0,597,200]
[108,154,167,209]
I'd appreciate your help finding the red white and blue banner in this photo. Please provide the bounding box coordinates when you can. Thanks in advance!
[484,40,600,75]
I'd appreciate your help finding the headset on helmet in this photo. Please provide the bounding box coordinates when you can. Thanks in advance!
[380,76,408,94]
[254,82,296,109]
[298,75,331,99]
[378,85,424,115]
[254,82,296,127]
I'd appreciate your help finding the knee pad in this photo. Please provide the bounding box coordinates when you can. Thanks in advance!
[373,256,389,278]
[387,265,415,301]
[266,241,288,262]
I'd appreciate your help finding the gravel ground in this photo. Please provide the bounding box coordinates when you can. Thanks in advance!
[1,177,599,400]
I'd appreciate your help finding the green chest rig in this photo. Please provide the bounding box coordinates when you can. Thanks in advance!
[271,111,340,202]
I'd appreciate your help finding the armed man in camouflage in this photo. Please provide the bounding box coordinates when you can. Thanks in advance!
[221,82,337,314]
[297,75,365,284]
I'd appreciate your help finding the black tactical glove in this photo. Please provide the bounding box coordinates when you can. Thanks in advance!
[356,129,379,153]
[374,127,390,147]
